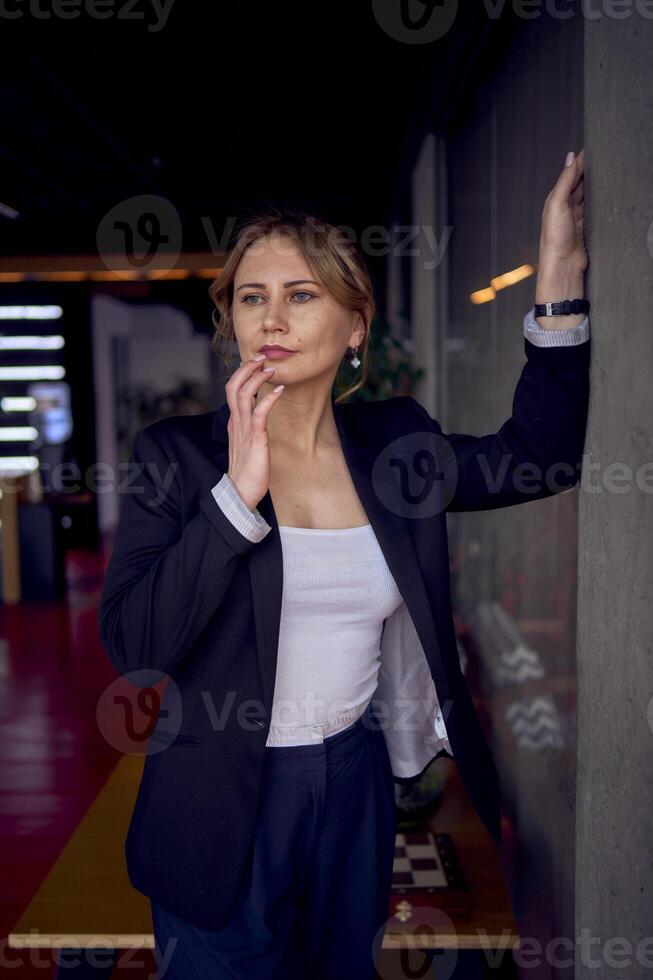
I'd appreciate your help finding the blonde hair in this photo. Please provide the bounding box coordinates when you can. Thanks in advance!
[208,209,376,403]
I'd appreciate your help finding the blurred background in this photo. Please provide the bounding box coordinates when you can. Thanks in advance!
[1,2,651,978]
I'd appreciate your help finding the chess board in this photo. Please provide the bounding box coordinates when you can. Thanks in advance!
[388,830,470,926]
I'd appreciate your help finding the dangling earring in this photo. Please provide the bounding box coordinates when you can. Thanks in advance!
[349,346,361,369]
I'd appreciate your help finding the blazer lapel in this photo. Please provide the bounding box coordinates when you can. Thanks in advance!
[209,395,447,715]
[331,400,449,701]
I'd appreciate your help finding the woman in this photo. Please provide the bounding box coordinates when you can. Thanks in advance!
[99,150,590,980]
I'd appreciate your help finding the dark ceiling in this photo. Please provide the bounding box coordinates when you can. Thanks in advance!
[2,1,511,259]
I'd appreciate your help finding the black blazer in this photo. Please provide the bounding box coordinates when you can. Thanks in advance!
[98,335,590,932]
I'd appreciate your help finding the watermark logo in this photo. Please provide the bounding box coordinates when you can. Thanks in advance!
[372,0,459,43]
[372,431,460,518]
[375,906,460,978]
[96,194,182,278]
[96,669,179,755]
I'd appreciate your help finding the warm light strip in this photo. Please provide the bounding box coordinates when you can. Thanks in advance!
[1,396,36,411]
[145,268,192,280]
[471,264,537,305]
[0,427,38,440]
[0,456,39,472]
[89,270,142,281]
[0,269,222,283]
[35,271,87,282]
[0,305,63,319]
[470,287,496,305]
[0,252,227,283]
[490,264,535,291]
[0,336,65,349]
[0,366,66,380]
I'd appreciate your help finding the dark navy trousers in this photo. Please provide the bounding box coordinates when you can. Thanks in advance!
[150,700,397,980]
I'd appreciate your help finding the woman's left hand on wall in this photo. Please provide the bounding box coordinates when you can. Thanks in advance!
[535,148,588,330]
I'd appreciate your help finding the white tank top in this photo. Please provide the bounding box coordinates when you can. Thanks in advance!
[265,523,404,747]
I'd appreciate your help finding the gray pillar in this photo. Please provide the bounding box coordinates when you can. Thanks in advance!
[577,15,653,978]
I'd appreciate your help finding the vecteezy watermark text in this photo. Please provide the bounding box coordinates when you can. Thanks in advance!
[96,195,453,276]
[11,452,653,509]
[372,0,653,45]
[96,671,456,756]
[0,0,175,31]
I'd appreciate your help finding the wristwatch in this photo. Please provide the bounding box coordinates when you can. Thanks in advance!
[533,298,590,317]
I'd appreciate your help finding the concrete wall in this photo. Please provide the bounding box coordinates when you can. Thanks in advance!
[411,132,449,421]
[412,12,585,977]
[576,17,653,978]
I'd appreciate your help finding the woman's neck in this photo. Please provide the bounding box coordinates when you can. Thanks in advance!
[256,384,338,457]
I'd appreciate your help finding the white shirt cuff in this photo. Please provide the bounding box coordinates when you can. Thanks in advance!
[523,306,590,347]
[211,473,272,543]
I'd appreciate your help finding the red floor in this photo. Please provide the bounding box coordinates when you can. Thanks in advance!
[0,544,156,977]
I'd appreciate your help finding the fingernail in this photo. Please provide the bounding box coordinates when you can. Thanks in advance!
[565,151,575,167]
[254,353,266,361]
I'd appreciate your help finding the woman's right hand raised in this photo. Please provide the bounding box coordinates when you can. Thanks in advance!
[225,355,285,512]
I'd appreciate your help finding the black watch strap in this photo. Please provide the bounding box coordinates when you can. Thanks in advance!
[533,298,590,317]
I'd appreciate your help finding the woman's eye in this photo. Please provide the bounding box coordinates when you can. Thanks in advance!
[241,291,315,305]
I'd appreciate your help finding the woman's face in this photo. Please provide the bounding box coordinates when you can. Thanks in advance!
[231,233,365,388]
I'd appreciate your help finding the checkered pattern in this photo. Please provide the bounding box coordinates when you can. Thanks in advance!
[392,831,450,891]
